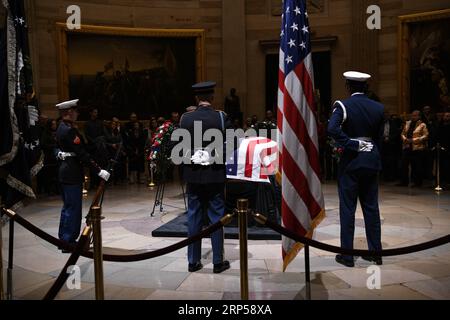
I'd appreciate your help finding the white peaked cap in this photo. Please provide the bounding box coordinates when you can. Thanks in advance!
[56,99,79,110]
[343,71,371,82]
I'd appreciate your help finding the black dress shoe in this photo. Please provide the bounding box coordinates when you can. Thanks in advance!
[361,256,383,265]
[335,255,354,267]
[188,262,203,272]
[213,260,230,274]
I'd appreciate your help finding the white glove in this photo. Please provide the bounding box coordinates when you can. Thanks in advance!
[191,150,211,166]
[57,151,66,160]
[353,140,374,152]
[98,169,111,181]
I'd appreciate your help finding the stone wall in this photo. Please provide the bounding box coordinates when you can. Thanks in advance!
[25,0,450,119]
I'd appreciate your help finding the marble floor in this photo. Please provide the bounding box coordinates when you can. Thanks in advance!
[1,181,449,300]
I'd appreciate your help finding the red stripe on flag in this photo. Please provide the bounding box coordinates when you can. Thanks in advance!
[259,143,278,179]
[282,90,321,177]
[294,62,316,114]
[245,139,271,178]
[282,197,308,239]
[282,145,322,218]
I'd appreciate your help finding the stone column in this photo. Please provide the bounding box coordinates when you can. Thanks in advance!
[222,0,247,113]
[351,0,379,92]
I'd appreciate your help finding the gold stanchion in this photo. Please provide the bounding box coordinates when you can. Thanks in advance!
[0,207,4,300]
[148,163,156,188]
[237,199,249,300]
[89,206,104,300]
[83,175,89,197]
[435,143,443,192]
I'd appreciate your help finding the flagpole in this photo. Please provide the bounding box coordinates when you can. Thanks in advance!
[7,218,14,300]
[304,244,311,300]
[237,199,249,300]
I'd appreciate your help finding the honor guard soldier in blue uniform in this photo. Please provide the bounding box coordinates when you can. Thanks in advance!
[55,99,110,251]
[179,81,231,273]
[327,72,384,267]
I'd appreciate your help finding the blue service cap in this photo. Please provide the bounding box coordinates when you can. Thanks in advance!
[192,81,216,95]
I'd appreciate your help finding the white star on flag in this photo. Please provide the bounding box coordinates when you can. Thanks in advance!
[294,6,301,15]
[291,22,299,32]
[280,29,285,37]
[302,25,309,33]
[288,39,296,48]
[286,6,290,14]
[300,41,306,49]
[285,55,293,64]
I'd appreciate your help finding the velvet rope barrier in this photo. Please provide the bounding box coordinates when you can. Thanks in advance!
[1,208,235,262]
[252,212,450,257]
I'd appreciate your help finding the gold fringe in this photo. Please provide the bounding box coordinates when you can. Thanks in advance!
[282,208,326,272]
[30,151,44,177]
[0,0,20,167]
[275,171,282,185]
[6,174,36,199]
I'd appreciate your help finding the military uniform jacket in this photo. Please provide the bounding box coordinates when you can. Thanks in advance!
[327,93,384,174]
[56,121,100,184]
[179,104,229,184]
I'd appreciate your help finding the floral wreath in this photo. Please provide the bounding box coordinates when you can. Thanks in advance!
[147,120,175,162]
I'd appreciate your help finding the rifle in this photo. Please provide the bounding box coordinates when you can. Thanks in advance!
[87,142,123,216]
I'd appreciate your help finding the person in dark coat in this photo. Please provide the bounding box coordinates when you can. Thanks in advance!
[39,119,59,195]
[127,122,146,184]
[327,71,384,267]
[178,81,231,274]
[55,99,110,249]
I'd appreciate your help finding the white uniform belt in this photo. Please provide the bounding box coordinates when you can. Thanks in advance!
[353,137,372,142]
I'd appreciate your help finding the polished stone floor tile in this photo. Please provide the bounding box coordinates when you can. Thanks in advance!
[403,277,450,300]
[332,265,432,288]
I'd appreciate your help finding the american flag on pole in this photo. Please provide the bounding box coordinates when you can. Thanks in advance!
[226,137,278,183]
[277,0,325,271]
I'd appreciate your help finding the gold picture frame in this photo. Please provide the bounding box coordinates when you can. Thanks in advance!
[398,9,450,115]
[55,23,206,101]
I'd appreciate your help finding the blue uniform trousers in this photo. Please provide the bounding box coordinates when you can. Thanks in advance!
[338,168,382,262]
[59,183,83,243]
[187,183,225,265]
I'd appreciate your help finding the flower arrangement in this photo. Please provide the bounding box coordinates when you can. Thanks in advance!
[146,121,175,173]
[328,138,344,161]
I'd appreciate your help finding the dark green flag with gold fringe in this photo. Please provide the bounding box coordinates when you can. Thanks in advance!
[0,0,42,210]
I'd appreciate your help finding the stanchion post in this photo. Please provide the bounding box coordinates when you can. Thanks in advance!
[89,206,105,300]
[6,219,14,300]
[435,143,443,192]
[237,199,249,300]
[148,163,156,188]
[0,208,4,300]
[304,244,311,300]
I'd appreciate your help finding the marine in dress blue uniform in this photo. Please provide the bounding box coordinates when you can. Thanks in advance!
[327,72,384,267]
[179,81,231,273]
[55,99,110,250]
